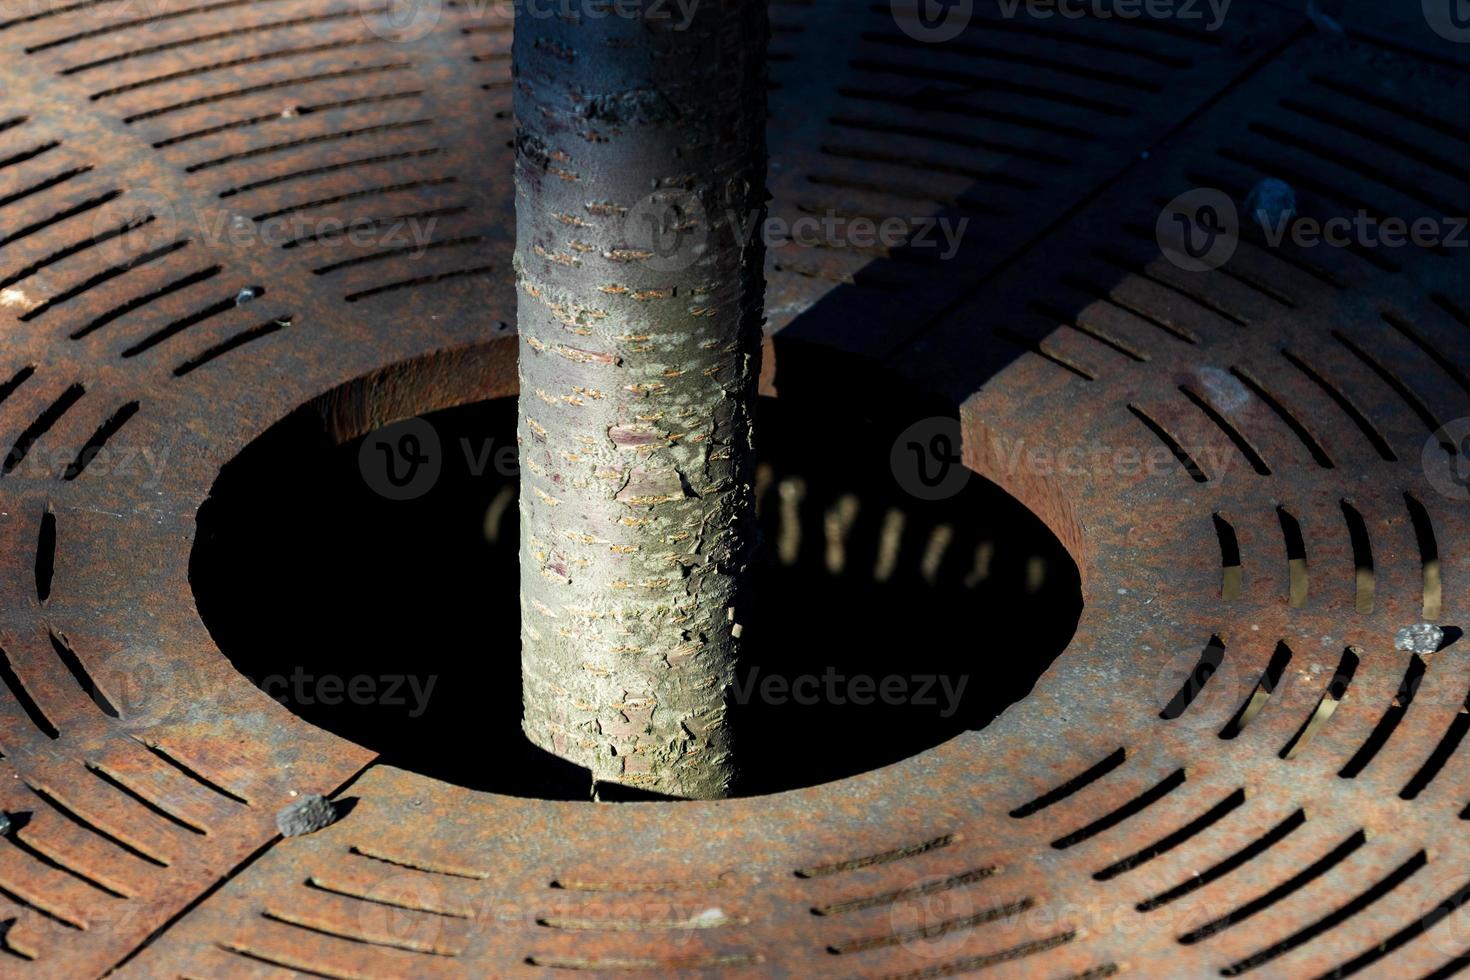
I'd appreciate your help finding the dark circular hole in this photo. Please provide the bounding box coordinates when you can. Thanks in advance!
[191,364,1082,800]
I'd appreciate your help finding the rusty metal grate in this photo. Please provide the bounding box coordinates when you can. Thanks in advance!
[0,0,1464,976]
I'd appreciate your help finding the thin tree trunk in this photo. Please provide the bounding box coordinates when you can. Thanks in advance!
[514,1,768,799]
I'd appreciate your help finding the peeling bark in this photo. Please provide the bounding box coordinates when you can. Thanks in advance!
[514,1,767,799]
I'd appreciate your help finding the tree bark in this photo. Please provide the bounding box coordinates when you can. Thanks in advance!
[514,1,767,799]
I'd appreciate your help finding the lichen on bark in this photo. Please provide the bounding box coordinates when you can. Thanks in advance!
[514,0,768,799]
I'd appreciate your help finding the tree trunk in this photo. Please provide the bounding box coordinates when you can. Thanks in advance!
[514,1,768,799]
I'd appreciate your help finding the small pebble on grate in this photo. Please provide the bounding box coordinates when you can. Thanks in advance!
[276,794,338,837]
[1244,178,1296,231]
[1395,623,1445,655]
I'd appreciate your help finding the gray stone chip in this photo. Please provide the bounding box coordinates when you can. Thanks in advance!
[276,794,338,838]
[1395,623,1445,655]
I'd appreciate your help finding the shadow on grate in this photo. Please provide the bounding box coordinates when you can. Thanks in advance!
[190,370,1081,800]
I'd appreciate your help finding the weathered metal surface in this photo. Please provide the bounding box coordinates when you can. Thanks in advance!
[0,0,1464,977]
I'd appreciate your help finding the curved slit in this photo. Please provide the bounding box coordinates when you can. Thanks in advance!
[1333,330,1455,453]
[827,898,1034,954]
[90,37,380,101]
[343,264,496,303]
[260,908,459,956]
[280,206,466,249]
[121,294,244,358]
[1340,500,1375,614]
[350,844,487,879]
[3,383,86,475]
[0,215,157,292]
[25,782,169,867]
[1179,385,1271,475]
[1137,809,1305,912]
[1159,636,1225,720]
[85,763,206,834]
[795,833,956,878]
[1051,769,1186,849]
[1280,349,1396,461]
[311,236,484,275]
[1219,641,1292,740]
[0,0,130,31]
[70,265,222,339]
[1277,506,1308,608]
[1279,648,1360,760]
[858,32,1161,92]
[304,876,469,918]
[132,738,250,805]
[1221,851,1427,976]
[1430,292,1470,329]
[1381,311,1470,395]
[838,84,1097,140]
[1062,274,1198,343]
[1404,492,1442,620]
[154,90,424,149]
[252,177,457,223]
[0,880,82,930]
[61,6,380,75]
[64,401,141,480]
[812,866,998,916]
[829,115,1069,164]
[1229,367,1334,468]
[1128,405,1207,482]
[0,189,122,252]
[1339,654,1427,779]
[849,58,1131,116]
[35,506,54,602]
[0,642,59,739]
[184,118,433,174]
[1093,788,1246,880]
[1090,249,1250,327]
[522,952,765,971]
[0,166,94,213]
[0,366,35,407]
[174,318,290,377]
[4,823,127,897]
[1316,876,1470,979]
[993,328,1095,380]
[48,628,117,718]
[1010,746,1127,818]
[123,62,413,123]
[218,148,442,199]
[1179,829,1367,944]
[1213,513,1242,600]
[1399,688,1470,800]
[18,240,190,322]
[0,141,59,171]
[28,0,288,50]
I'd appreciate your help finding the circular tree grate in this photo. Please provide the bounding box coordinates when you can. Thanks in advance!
[0,1,1463,977]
